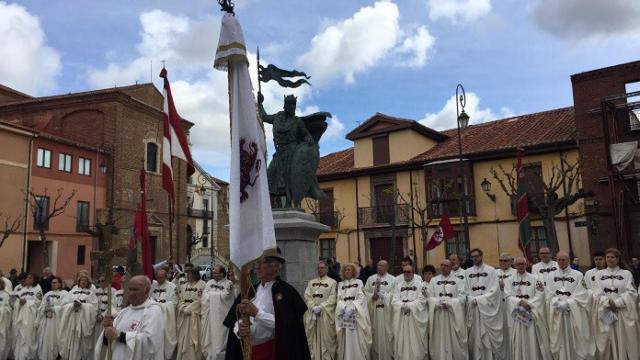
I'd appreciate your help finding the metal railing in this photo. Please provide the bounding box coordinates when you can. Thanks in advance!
[187,208,214,218]
[313,211,340,229]
[358,204,411,227]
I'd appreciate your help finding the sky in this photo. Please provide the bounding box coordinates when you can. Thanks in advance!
[1,0,639,180]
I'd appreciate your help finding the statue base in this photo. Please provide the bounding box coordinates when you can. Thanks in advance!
[272,208,329,295]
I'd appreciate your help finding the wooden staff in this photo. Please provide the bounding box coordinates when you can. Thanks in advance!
[240,264,252,360]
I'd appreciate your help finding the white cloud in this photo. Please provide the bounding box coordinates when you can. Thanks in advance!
[297,1,402,85]
[529,0,640,40]
[0,1,61,95]
[427,0,492,23]
[395,25,436,68]
[419,92,513,130]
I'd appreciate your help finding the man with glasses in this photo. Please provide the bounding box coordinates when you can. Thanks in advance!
[531,247,558,286]
[392,264,428,360]
[202,266,235,360]
[496,253,516,357]
[426,259,467,360]
[150,268,178,359]
[304,261,337,360]
[464,248,506,360]
[363,260,396,360]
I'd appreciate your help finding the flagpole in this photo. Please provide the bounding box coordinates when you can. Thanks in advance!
[168,196,173,259]
[256,47,261,95]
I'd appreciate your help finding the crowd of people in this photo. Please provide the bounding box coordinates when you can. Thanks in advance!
[1,246,639,360]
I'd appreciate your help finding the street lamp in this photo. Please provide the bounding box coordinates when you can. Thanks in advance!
[455,84,470,255]
[481,178,496,202]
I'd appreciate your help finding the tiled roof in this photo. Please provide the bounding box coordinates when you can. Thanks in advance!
[317,107,576,177]
[0,83,156,105]
[317,148,354,176]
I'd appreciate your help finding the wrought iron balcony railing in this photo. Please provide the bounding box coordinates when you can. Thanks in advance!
[313,211,340,229]
[187,208,214,219]
[358,204,411,227]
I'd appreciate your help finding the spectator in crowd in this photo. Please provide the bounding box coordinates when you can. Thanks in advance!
[327,258,342,283]
[9,268,18,288]
[38,267,53,294]
[112,266,124,290]
[421,264,437,285]
[630,257,640,286]
[571,257,581,271]
[358,258,375,283]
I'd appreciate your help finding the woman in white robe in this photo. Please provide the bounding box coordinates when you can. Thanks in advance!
[12,273,43,360]
[59,274,98,360]
[37,276,71,360]
[0,277,13,359]
[335,263,372,360]
[592,248,640,360]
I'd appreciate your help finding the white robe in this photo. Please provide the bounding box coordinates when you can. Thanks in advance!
[177,280,205,360]
[592,267,639,360]
[452,268,466,282]
[427,274,468,360]
[37,289,71,360]
[464,264,506,360]
[545,267,595,360]
[532,261,559,286]
[362,273,395,360]
[94,286,116,352]
[503,271,552,360]
[496,268,516,356]
[391,276,428,360]
[0,290,13,360]
[114,289,126,314]
[1,276,12,292]
[12,284,42,360]
[304,275,338,360]
[335,278,371,360]
[59,287,98,360]
[94,298,165,360]
[201,278,234,360]
[150,280,178,359]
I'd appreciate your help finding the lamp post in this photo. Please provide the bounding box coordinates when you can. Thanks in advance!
[481,178,496,202]
[455,84,470,256]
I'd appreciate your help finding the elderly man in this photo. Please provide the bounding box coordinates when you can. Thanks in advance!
[427,259,467,360]
[94,275,116,348]
[304,261,337,360]
[39,267,53,294]
[202,266,235,360]
[503,257,551,360]
[392,264,428,360]
[497,254,516,290]
[363,260,395,360]
[465,248,506,360]
[532,247,558,286]
[96,275,165,359]
[150,268,178,359]
[395,256,416,280]
[545,251,594,360]
[224,252,310,360]
[449,254,466,281]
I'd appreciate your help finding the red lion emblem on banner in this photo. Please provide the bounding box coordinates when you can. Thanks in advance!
[239,138,262,203]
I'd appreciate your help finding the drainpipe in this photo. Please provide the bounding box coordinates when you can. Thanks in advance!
[22,134,35,271]
[355,177,360,263]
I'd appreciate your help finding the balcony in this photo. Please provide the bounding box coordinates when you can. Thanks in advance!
[313,211,340,229]
[358,204,411,227]
[187,208,214,219]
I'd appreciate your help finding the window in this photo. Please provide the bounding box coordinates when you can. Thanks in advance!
[372,135,390,165]
[203,198,209,212]
[202,234,209,248]
[626,81,640,132]
[320,239,336,260]
[146,143,158,172]
[425,162,475,218]
[78,158,91,176]
[76,201,90,232]
[529,226,548,259]
[318,189,335,228]
[33,195,50,231]
[36,148,51,168]
[445,230,469,259]
[58,153,72,172]
[203,219,210,235]
[77,245,86,265]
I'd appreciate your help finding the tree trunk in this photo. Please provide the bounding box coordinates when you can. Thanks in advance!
[542,211,560,255]
[39,230,50,267]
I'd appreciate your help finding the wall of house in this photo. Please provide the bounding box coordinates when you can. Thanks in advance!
[389,130,437,163]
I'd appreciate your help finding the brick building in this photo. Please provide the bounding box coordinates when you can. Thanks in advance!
[571,60,640,256]
[0,83,193,276]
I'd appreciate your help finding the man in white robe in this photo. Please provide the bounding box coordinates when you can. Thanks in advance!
[532,247,558,286]
[304,261,337,360]
[96,275,164,360]
[173,263,194,294]
[465,248,506,360]
[0,269,12,292]
[177,270,206,360]
[392,264,428,360]
[201,266,235,360]
[496,253,516,357]
[95,275,116,347]
[12,274,42,360]
[503,257,552,360]
[545,251,595,360]
[449,254,466,282]
[427,259,467,360]
[363,260,395,360]
[150,269,178,359]
[584,251,606,290]
[394,257,417,282]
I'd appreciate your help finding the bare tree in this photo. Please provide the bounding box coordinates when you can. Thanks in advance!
[0,212,22,249]
[27,188,77,267]
[490,154,591,254]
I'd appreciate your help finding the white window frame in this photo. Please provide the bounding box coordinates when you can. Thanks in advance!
[78,157,91,176]
[37,148,51,168]
[58,153,72,172]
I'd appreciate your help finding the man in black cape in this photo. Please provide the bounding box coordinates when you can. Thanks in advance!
[223,252,310,360]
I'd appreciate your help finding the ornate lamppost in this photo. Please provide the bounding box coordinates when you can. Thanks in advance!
[455,84,470,255]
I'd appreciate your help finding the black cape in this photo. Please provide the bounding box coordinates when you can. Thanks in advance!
[223,277,310,360]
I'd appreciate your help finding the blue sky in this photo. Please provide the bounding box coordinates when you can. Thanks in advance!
[1,0,639,180]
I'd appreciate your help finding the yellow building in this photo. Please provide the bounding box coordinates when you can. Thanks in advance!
[312,108,589,272]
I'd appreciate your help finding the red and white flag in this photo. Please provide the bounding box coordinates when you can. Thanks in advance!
[160,68,195,203]
[425,212,454,251]
[214,13,276,268]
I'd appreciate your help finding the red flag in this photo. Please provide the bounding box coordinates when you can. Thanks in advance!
[135,170,154,279]
[160,67,195,204]
[425,212,454,251]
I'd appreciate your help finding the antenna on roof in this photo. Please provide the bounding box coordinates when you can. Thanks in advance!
[150,60,153,83]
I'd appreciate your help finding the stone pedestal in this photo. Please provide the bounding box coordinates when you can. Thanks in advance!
[273,208,329,295]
